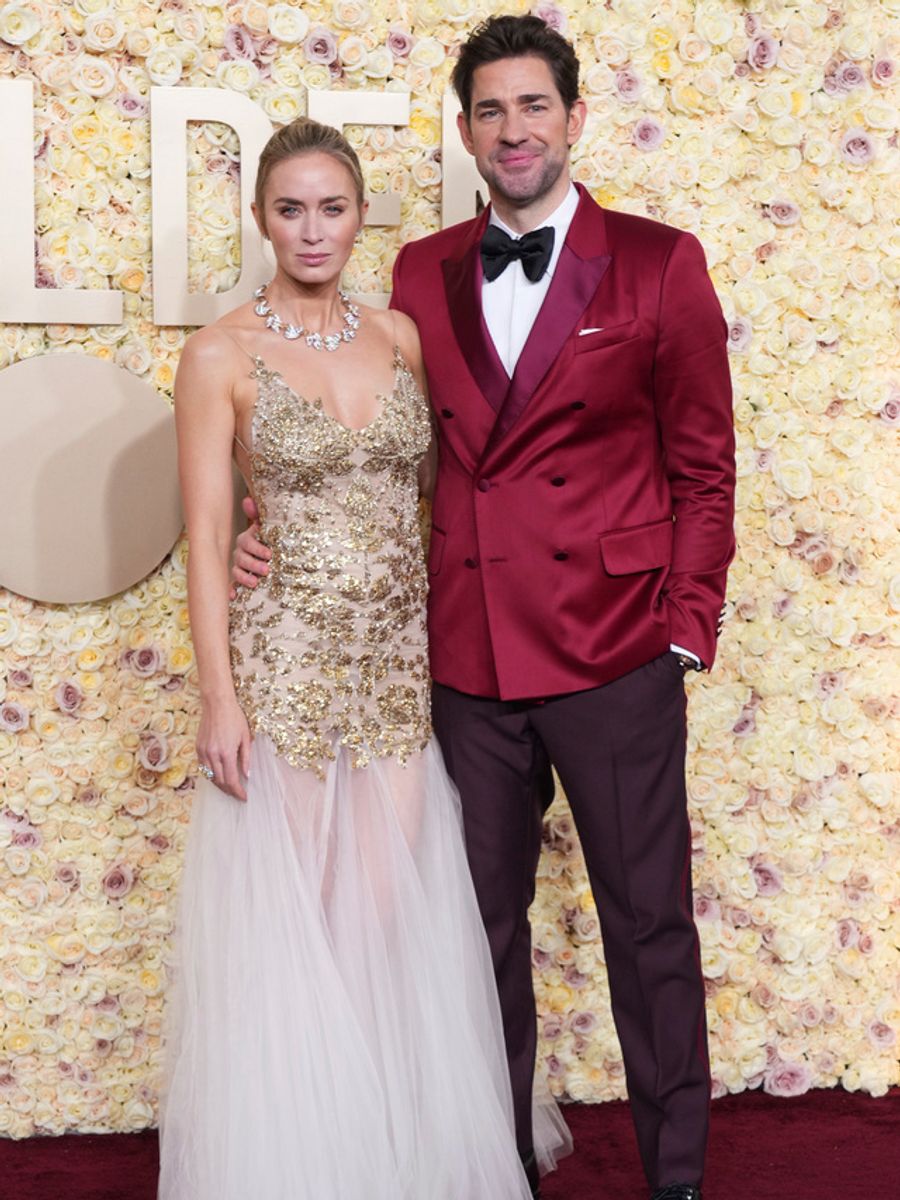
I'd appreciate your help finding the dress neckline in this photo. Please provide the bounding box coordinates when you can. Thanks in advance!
[252,347,408,436]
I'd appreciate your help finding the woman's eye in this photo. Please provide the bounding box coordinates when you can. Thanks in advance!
[324,205,346,216]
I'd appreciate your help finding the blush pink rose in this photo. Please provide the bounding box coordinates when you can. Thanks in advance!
[531,2,567,34]
[130,646,163,677]
[872,58,896,87]
[542,1013,564,1038]
[727,316,752,352]
[866,1020,896,1049]
[102,862,135,899]
[55,679,84,715]
[765,199,800,226]
[387,28,414,58]
[752,860,783,896]
[116,92,148,118]
[632,117,665,151]
[56,862,79,888]
[764,1058,812,1097]
[304,27,338,64]
[835,918,860,949]
[223,24,256,61]
[571,1011,598,1036]
[840,128,876,165]
[614,67,642,103]
[0,702,29,732]
[8,668,32,688]
[748,35,780,71]
[139,730,170,772]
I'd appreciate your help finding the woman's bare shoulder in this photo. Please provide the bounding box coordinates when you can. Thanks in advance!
[181,303,260,367]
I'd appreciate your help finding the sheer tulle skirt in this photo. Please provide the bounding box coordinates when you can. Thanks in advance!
[158,735,569,1200]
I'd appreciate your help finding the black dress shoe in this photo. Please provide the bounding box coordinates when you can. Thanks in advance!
[651,1186,702,1200]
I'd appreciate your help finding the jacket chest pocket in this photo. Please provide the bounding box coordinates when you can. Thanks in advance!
[573,318,641,355]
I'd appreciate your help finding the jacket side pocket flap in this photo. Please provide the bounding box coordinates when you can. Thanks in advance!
[599,518,673,576]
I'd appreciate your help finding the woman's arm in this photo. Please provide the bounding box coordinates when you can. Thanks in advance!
[391,310,437,501]
[175,329,251,800]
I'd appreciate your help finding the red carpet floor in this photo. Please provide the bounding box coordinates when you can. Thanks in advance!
[0,1088,896,1199]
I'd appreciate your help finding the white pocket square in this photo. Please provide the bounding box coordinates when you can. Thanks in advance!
[578,327,604,336]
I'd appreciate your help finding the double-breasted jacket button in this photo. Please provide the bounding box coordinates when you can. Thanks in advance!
[551,476,566,487]
[441,407,455,418]
[477,478,491,492]
[571,400,586,410]
[464,557,478,569]
[553,551,569,561]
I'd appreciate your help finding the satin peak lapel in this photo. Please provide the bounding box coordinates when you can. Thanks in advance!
[441,230,509,415]
[490,242,612,441]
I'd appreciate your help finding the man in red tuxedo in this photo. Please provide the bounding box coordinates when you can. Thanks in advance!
[234,16,734,1200]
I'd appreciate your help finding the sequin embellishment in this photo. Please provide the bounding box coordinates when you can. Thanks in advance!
[229,351,433,775]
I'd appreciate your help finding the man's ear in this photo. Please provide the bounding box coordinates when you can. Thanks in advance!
[567,97,587,148]
[456,110,476,156]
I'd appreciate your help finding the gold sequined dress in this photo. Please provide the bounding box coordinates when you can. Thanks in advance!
[158,350,537,1200]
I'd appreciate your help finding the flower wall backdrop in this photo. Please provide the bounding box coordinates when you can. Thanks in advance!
[0,0,898,1137]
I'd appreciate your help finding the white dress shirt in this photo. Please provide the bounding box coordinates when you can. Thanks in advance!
[482,183,579,377]
[480,184,702,669]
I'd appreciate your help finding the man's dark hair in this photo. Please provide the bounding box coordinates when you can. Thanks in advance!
[452,15,581,117]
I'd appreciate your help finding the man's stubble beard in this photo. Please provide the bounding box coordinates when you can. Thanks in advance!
[481,146,569,210]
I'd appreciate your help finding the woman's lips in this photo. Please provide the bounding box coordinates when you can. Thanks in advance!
[297,253,329,264]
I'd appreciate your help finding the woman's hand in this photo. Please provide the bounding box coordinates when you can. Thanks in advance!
[197,696,253,802]
[230,495,272,596]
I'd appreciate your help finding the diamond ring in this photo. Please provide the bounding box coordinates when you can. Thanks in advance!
[197,764,214,780]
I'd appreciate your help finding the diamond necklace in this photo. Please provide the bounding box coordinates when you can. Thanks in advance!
[253,283,361,352]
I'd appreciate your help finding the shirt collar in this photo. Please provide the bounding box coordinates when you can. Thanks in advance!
[487,183,578,281]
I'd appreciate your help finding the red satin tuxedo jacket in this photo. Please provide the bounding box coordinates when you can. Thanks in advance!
[391,184,735,701]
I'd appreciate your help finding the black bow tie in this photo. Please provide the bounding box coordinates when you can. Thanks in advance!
[481,224,555,283]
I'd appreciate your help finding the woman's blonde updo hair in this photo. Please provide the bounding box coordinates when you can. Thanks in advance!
[254,118,366,234]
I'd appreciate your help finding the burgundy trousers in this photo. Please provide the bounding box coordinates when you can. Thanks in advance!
[431,652,710,1190]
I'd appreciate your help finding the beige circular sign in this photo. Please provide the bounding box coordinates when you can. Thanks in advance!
[0,354,182,603]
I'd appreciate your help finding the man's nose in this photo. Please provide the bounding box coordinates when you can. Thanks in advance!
[499,111,528,144]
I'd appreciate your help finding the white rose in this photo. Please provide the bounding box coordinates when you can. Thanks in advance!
[0,2,40,45]
[263,89,302,123]
[217,59,260,92]
[146,47,183,87]
[268,3,310,43]
[364,46,393,79]
[409,35,445,68]
[83,12,124,52]
[70,54,116,98]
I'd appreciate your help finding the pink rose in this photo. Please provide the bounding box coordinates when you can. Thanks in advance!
[756,449,775,473]
[532,3,568,35]
[116,92,148,118]
[824,9,843,30]
[130,646,163,677]
[304,27,338,64]
[752,860,783,896]
[694,896,721,921]
[139,731,170,772]
[55,679,84,715]
[878,395,900,426]
[835,61,866,91]
[614,67,642,103]
[764,1058,811,1097]
[0,702,29,733]
[727,316,752,352]
[56,862,79,888]
[76,784,101,806]
[840,128,876,165]
[744,14,761,36]
[755,240,777,261]
[835,918,860,949]
[872,58,896,87]
[149,834,170,851]
[632,117,665,151]
[866,1020,896,1049]
[748,35,780,71]
[563,964,588,988]
[387,28,414,58]
[571,1011,597,1035]
[532,947,551,969]
[160,675,184,692]
[798,1003,822,1028]
[223,24,256,61]
[545,1054,565,1078]
[542,1013,564,1038]
[765,199,800,226]
[8,668,32,688]
[102,862,135,899]
[12,828,41,849]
